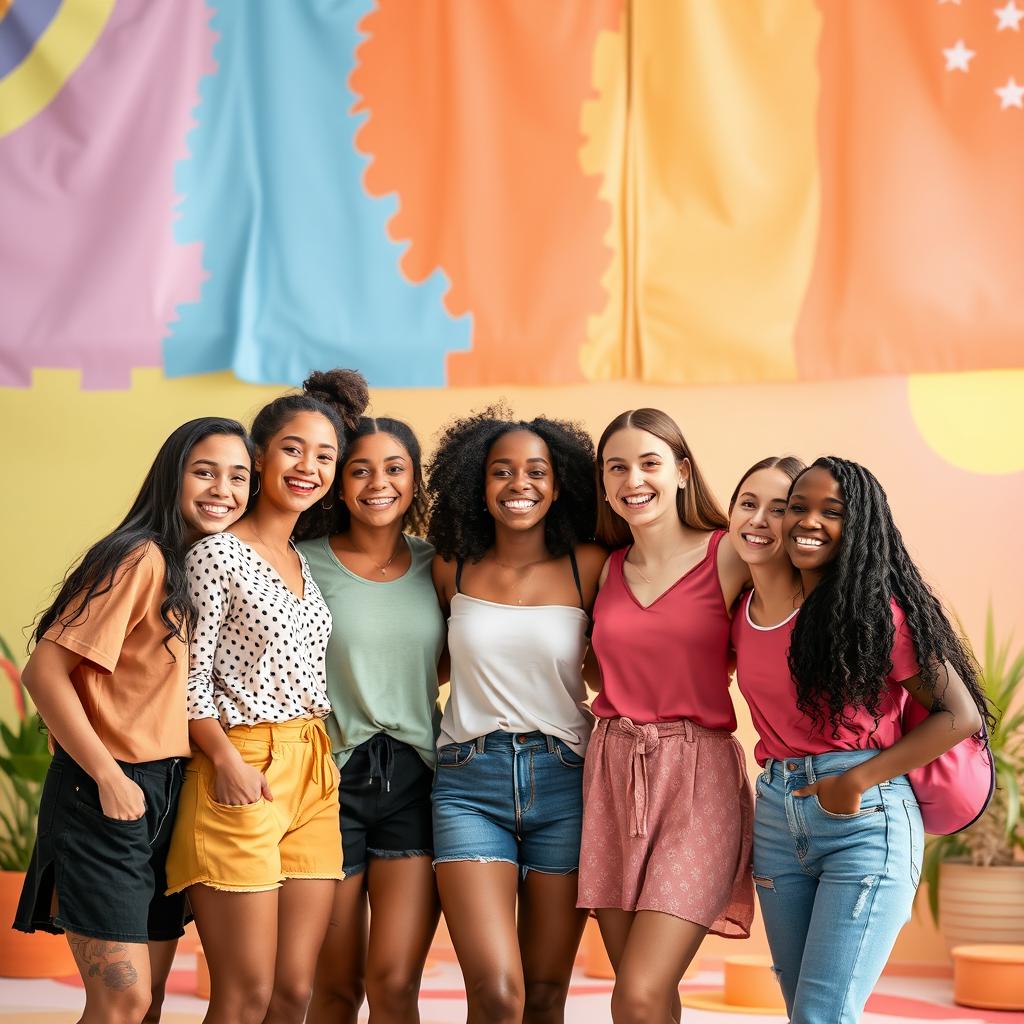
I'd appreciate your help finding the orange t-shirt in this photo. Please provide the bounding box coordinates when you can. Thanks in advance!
[44,543,190,762]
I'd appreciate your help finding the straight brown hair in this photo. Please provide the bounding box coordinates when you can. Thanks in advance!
[595,408,727,547]
[728,455,806,511]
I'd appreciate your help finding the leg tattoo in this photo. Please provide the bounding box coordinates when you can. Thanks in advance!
[69,935,140,991]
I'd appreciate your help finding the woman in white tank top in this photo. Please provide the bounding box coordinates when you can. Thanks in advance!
[427,406,606,1024]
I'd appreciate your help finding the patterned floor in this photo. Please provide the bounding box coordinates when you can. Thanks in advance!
[3,954,1024,1023]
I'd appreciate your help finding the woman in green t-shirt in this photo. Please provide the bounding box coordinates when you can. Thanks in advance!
[298,370,444,1024]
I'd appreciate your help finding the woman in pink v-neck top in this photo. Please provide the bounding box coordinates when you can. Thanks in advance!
[591,532,736,729]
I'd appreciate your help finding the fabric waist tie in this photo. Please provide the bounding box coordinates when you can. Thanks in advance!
[366,733,395,794]
[611,717,700,838]
[228,718,334,801]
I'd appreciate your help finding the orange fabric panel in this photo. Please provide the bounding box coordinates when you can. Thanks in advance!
[351,0,622,386]
[794,0,1024,378]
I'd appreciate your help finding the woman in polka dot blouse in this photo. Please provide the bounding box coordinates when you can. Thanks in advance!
[165,377,369,1024]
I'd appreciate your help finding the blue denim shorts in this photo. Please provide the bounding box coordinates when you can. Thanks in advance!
[431,730,584,876]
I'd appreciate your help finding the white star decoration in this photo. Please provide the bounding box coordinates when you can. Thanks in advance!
[995,76,1024,108]
[994,1,1024,30]
[943,39,976,71]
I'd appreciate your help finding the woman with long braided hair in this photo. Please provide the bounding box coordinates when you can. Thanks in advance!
[730,455,989,1024]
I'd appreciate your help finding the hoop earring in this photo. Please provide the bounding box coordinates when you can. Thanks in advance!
[322,497,334,510]
[252,477,261,496]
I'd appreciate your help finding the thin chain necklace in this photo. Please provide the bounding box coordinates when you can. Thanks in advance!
[351,537,404,576]
[492,555,545,605]
[625,539,707,585]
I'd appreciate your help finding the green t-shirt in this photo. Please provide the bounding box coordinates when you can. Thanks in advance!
[297,534,445,768]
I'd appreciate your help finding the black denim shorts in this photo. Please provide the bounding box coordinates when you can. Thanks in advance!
[14,747,188,944]
[339,735,434,876]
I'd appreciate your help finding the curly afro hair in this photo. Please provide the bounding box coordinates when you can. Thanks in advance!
[426,404,597,562]
[788,456,993,737]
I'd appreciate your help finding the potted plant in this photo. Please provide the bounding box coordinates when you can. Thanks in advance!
[0,634,75,977]
[920,610,1024,950]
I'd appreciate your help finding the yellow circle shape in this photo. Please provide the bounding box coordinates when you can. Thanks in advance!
[0,0,115,138]
[908,370,1024,476]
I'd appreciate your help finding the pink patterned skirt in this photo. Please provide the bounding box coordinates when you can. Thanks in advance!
[577,717,754,938]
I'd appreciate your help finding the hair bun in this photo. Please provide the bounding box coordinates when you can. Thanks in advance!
[303,368,370,431]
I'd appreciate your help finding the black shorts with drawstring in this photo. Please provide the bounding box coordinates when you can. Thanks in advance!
[338,734,434,876]
[14,747,188,944]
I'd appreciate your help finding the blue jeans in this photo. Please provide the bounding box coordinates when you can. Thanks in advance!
[432,731,584,876]
[752,749,923,1024]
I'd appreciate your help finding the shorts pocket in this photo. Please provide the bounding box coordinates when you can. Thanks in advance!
[553,741,584,768]
[436,742,476,769]
[75,800,148,828]
[904,799,924,888]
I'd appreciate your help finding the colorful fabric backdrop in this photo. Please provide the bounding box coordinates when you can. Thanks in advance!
[2,0,1022,389]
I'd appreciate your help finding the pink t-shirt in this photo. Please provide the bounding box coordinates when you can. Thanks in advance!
[730,591,920,764]
[591,531,736,729]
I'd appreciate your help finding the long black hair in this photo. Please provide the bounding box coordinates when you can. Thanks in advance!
[426,404,597,561]
[787,456,992,735]
[34,418,254,654]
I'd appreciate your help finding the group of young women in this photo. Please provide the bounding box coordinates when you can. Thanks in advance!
[13,368,989,1024]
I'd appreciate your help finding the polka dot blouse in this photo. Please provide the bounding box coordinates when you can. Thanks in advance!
[185,532,333,727]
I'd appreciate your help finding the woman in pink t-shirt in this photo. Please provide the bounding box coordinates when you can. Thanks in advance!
[729,455,990,1024]
[578,408,754,1023]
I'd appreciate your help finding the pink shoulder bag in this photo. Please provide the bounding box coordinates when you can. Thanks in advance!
[901,696,994,835]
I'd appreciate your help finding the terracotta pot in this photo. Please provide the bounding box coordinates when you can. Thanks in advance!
[0,870,77,978]
[938,861,1024,951]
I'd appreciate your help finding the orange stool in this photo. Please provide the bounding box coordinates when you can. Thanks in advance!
[195,943,210,1000]
[952,944,1024,1010]
[679,955,787,1015]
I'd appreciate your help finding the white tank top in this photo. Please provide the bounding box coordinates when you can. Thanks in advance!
[438,591,594,756]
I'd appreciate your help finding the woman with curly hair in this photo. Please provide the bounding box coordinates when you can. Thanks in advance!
[298,372,444,1024]
[731,456,988,1024]
[579,408,754,1024]
[426,405,606,1024]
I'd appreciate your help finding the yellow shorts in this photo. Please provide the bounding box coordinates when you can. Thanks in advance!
[166,718,343,894]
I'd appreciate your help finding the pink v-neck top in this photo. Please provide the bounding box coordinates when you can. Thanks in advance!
[590,531,736,729]
[730,591,920,764]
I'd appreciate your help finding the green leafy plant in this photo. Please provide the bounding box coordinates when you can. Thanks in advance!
[920,608,1024,924]
[0,634,51,871]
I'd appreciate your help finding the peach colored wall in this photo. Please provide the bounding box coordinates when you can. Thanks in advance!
[3,368,1020,964]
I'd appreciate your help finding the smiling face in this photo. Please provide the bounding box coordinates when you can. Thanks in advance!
[728,467,792,566]
[484,429,558,532]
[255,410,339,514]
[340,431,415,529]
[601,427,688,529]
[179,433,252,543]
[784,466,845,572]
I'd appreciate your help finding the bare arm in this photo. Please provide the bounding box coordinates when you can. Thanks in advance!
[188,717,272,805]
[795,661,984,814]
[22,641,146,820]
[716,534,752,611]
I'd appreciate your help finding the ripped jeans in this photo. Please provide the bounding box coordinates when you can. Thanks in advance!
[752,749,923,1024]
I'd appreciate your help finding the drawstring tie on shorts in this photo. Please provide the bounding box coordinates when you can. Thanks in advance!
[366,733,395,794]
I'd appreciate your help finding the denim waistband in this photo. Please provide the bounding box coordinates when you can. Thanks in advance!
[53,745,182,777]
[467,731,559,754]
[760,748,885,784]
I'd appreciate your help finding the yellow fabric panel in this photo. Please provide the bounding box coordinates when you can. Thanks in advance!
[629,0,820,384]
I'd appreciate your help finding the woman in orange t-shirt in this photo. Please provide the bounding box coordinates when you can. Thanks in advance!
[15,417,253,1024]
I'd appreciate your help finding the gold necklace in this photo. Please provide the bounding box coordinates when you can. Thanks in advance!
[351,537,404,576]
[492,556,544,605]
